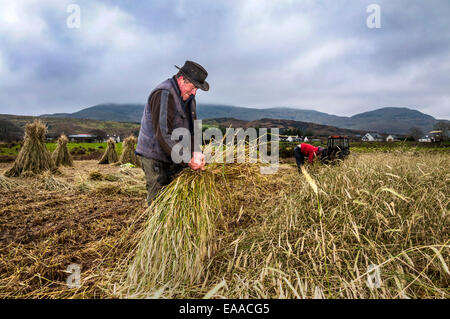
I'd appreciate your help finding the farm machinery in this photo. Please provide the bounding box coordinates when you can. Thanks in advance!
[320,136,350,164]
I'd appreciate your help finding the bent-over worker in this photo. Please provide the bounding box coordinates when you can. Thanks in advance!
[294,143,325,168]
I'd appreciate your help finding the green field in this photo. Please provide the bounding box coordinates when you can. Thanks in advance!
[278,141,449,158]
[1,140,449,162]
[0,142,124,159]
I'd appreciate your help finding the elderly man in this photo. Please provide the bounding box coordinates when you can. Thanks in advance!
[136,60,209,204]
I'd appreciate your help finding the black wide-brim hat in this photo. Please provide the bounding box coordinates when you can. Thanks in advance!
[175,60,209,91]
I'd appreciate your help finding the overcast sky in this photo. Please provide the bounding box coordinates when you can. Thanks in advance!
[0,0,449,119]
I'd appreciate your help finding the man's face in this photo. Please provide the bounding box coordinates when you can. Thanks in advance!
[177,76,198,101]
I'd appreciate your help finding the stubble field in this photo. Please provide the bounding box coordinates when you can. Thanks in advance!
[0,149,449,299]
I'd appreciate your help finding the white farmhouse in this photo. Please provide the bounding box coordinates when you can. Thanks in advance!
[362,133,383,142]
[386,135,398,142]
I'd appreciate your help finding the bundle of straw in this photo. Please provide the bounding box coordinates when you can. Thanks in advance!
[118,136,140,167]
[98,138,119,164]
[41,171,73,191]
[51,135,73,167]
[4,120,57,177]
[120,166,225,297]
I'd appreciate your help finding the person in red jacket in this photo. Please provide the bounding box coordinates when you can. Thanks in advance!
[294,143,325,168]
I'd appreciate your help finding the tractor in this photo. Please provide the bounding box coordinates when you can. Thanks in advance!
[320,136,350,164]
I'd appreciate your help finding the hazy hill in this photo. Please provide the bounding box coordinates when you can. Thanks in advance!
[0,114,362,145]
[40,103,447,134]
[41,103,345,125]
[204,118,365,137]
[340,107,440,134]
[200,106,447,134]
[198,105,347,124]
[0,114,140,139]
[0,119,23,142]
[41,103,143,123]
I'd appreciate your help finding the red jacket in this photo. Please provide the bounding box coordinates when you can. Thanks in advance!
[300,143,319,164]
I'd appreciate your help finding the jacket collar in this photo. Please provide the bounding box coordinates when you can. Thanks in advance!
[170,76,181,96]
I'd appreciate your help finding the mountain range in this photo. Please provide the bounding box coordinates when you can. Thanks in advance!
[0,114,365,142]
[203,118,365,138]
[41,104,448,135]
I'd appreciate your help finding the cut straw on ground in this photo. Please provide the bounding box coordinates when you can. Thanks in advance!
[110,152,449,299]
[1,149,448,299]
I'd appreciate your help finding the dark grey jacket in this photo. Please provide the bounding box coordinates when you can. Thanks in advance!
[136,77,199,163]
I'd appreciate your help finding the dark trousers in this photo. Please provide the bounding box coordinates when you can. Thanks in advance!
[139,156,184,205]
[294,146,305,168]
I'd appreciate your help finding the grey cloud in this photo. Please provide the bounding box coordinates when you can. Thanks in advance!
[0,0,449,119]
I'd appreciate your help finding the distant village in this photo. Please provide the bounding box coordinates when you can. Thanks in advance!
[46,133,122,143]
[47,130,446,144]
[279,130,446,143]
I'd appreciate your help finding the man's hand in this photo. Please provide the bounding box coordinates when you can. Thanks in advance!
[189,152,206,171]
